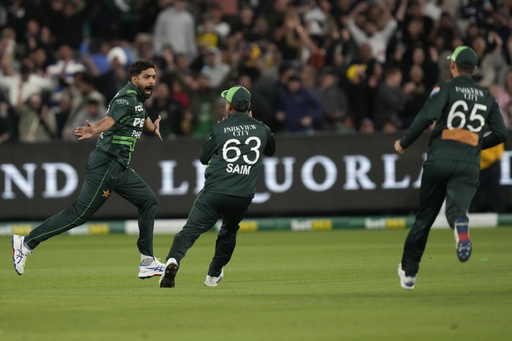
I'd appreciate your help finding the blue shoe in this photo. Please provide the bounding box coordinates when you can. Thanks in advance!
[454,219,472,262]
[138,257,164,279]
[159,258,179,288]
[398,263,416,290]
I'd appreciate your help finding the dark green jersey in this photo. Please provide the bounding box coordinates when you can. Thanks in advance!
[96,81,148,167]
[199,112,276,198]
[401,75,507,165]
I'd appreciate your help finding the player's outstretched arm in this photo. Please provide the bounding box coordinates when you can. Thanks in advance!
[74,116,115,140]
[144,116,163,141]
[394,139,405,154]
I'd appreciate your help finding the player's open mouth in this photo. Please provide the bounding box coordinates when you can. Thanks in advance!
[144,87,153,95]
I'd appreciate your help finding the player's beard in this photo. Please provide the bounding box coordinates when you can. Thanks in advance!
[142,85,154,99]
[137,83,154,99]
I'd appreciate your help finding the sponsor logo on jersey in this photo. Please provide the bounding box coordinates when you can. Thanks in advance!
[115,98,129,105]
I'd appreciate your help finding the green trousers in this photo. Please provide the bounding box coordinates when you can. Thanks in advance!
[167,190,252,277]
[401,159,479,276]
[25,149,158,256]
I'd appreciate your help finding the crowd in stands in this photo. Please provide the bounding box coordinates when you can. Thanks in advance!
[1,0,512,143]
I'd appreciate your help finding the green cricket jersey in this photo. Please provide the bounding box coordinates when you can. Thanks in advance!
[200,112,276,198]
[400,75,507,165]
[96,81,148,167]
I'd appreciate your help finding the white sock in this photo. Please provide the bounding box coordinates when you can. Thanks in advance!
[141,254,153,262]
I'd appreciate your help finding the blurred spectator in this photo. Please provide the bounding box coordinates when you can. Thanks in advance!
[490,69,512,129]
[459,0,492,30]
[471,34,507,88]
[201,47,231,88]
[237,74,275,129]
[359,117,375,133]
[402,64,429,129]
[273,3,304,67]
[0,91,17,143]
[64,98,106,143]
[170,77,190,109]
[17,92,56,142]
[3,0,512,143]
[247,14,271,46]
[430,11,461,52]
[46,45,86,88]
[276,73,324,133]
[0,27,17,67]
[343,40,384,129]
[373,66,413,131]
[402,46,439,90]
[230,3,255,38]
[253,63,295,131]
[173,70,225,137]
[45,0,94,50]
[49,86,72,139]
[313,66,350,132]
[196,13,220,49]
[154,0,197,59]
[207,3,231,44]
[145,82,187,138]
[346,2,398,64]
[402,0,434,45]
[61,72,106,141]
[0,64,55,108]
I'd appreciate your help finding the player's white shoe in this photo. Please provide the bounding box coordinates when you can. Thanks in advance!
[398,263,416,290]
[159,258,179,288]
[138,257,165,279]
[454,219,472,262]
[12,235,32,275]
[204,268,224,287]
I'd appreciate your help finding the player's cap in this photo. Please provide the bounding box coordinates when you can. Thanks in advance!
[447,46,478,69]
[221,85,251,107]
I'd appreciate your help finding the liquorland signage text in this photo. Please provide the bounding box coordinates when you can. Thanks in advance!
[1,134,511,219]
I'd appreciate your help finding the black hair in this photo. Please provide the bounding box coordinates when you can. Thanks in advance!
[233,101,250,112]
[456,64,475,74]
[129,59,155,78]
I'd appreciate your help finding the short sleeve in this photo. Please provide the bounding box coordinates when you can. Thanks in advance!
[107,96,132,122]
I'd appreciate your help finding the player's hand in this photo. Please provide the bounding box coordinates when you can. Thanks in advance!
[75,120,94,141]
[153,115,163,141]
[249,110,253,118]
[394,139,405,154]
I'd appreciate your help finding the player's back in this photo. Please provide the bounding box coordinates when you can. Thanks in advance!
[200,112,275,198]
[427,75,502,165]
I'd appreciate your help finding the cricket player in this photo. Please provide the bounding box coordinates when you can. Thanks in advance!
[159,85,276,288]
[395,46,507,289]
[12,59,165,279]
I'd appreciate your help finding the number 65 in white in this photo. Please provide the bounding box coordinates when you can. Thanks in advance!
[447,100,486,132]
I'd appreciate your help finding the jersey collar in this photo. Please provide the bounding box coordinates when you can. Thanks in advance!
[126,81,145,102]
[228,112,249,118]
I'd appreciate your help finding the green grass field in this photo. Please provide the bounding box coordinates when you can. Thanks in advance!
[1,227,511,340]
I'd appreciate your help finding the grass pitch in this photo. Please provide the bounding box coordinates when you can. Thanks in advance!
[1,227,511,340]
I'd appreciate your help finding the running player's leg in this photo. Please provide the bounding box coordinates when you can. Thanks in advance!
[166,190,220,264]
[401,161,447,276]
[208,195,252,277]
[114,168,158,257]
[24,151,119,250]
[445,162,479,262]
[445,162,479,226]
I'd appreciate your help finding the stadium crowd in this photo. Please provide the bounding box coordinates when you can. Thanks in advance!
[1,0,512,143]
